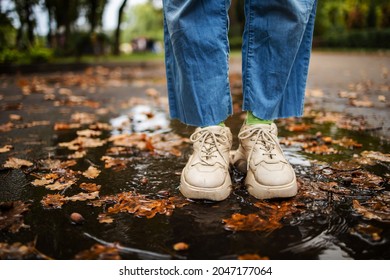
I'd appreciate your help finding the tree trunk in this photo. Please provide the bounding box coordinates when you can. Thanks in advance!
[24,1,35,46]
[113,0,128,55]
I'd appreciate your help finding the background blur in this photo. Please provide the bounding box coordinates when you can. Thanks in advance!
[0,0,389,65]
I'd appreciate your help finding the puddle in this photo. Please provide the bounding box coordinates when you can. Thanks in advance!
[0,71,389,260]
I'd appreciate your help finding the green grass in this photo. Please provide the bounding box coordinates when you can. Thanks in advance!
[52,52,164,64]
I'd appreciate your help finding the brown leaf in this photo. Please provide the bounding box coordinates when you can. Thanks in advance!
[54,123,81,130]
[100,156,129,171]
[350,99,373,107]
[238,254,269,260]
[353,200,390,222]
[3,157,33,169]
[361,151,390,163]
[66,191,100,202]
[75,244,121,260]
[79,183,101,192]
[0,242,36,260]
[41,194,66,209]
[173,242,189,251]
[303,144,338,155]
[0,122,14,132]
[97,213,113,224]
[9,114,22,121]
[223,213,281,232]
[0,145,13,153]
[45,179,77,191]
[286,123,311,132]
[76,129,102,137]
[82,166,101,179]
[0,201,30,233]
[350,224,383,242]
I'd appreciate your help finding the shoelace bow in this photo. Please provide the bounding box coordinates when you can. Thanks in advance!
[238,126,277,170]
[190,128,229,165]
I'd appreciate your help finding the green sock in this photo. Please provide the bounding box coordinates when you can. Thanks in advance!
[246,111,272,125]
[202,122,225,128]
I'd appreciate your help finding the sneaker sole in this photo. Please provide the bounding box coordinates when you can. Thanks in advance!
[245,170,298,199]
[180,172,232,201]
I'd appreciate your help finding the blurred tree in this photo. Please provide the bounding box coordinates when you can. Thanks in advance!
[113,0,128,55]
[123,2,163,43]
[43,0,81,50]
[13,0,39,48]
[0,2,16,50]
[83,0,107,34]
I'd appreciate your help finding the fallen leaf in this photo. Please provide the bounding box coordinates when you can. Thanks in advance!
[173,242,189,251]
[353,200,390,222]
[360,151,390,163]
[0,242,36,260]
[75,244,121,260]
[223,213,281,232]
[0,201,30,233]
[286,123,311,132]
[41,194,66,209]
[66,191,100,202]
[238,254,269,260]
[9,114,22,121]
[350,99,373,107]
[350,224,382,242]
[100,156,130,171]
[83,166,101,179]
[79,183,101,192]
[54,123,81,130]
[0,122,14,132]
[0,145,13,153]
[97,213,113,224]
[3,158,33,169]
[76,129,102,137]
[45,179,77,191]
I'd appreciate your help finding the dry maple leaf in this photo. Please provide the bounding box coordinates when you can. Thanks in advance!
[83,166,101,179]
[0,145,13,153]
[100,156,129,171]
[79,183,101,192]
[360,151,390,163]
[352,200,390,222]
[0,201,30,233]
[75,244,121,260]
[223,213,282,232]
[31,177,55,187]
[66,191,100,202]
[97,213,114,224]
[54,122,81,130]
[286,123,311,132]
[45,179,77,191]
[76,129,102,137]
[41,194,66,209]
[173,242,189,251]
[3,157,33,169]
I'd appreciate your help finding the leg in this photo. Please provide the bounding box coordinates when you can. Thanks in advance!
[163,0,232,127]
[163,0,233,200]
[242,0,317,119]
[233,0,317,199]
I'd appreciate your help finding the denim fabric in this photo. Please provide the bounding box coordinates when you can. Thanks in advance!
[163,0,317,127]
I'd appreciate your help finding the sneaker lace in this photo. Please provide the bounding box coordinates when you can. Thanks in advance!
[190,128,229,165]
[238,125,277,170]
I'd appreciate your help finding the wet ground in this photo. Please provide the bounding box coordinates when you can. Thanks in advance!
[0,52,389,260]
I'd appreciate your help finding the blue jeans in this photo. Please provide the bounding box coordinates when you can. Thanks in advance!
[163,0,317,127]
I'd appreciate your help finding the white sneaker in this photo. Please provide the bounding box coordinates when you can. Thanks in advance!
[180,126,232,201]
[231,123,297,199]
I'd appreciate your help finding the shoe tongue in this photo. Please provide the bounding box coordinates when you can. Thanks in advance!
[249,123,277,136]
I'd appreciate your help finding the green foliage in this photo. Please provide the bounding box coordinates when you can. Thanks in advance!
[321,28,390,49]
[122,3,163,42]
[0,47,53,64]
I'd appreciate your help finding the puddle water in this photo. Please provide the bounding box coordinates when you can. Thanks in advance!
[1,83,389,260]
